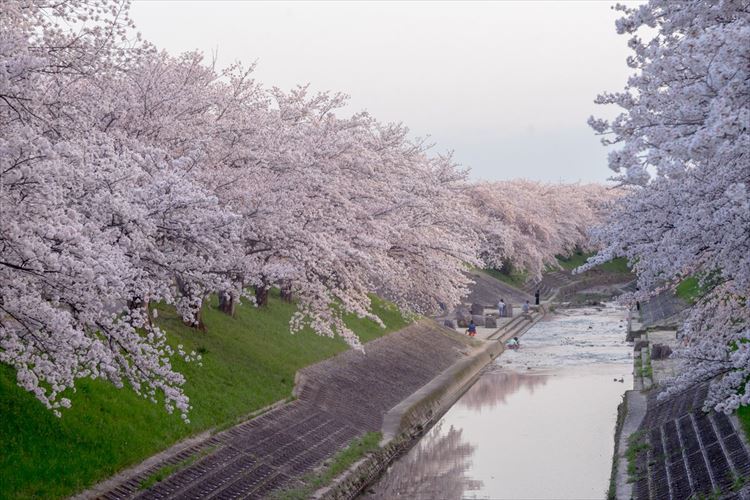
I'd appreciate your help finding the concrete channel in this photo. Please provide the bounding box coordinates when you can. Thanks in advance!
[347,304,634,500]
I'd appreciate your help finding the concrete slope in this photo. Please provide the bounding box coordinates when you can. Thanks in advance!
[464,270,530,306]
[628,384,750,500]
[94,320,475,500]
[639,291,688,327]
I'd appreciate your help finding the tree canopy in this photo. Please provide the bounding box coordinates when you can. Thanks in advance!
[586,0,749,413]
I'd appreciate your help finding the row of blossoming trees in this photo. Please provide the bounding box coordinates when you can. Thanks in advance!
[0,0,612,418]
[585,0,749,413]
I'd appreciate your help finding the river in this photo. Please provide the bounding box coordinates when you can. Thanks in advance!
[364,304,632,500]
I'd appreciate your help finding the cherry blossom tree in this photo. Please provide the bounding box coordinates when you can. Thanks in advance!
[0,0,482,414]
[234,89,480,345]
[0,0,235,418]
[585,0,749,412]
[0,0,627,419]
[471,180,614,279]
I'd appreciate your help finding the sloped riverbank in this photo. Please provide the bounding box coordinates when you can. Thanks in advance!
[613,307,750,500]
[90,320,489,499]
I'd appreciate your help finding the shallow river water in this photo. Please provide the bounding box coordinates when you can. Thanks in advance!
[365,305,633,500]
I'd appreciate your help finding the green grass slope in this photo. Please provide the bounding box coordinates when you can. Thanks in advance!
[675,276,704,304]
[482,252,632,290]
[556,251,631,274]
[0,292,408,499]
[481,267,529,288]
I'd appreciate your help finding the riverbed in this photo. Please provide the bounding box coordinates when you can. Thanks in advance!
[365,305,632,500]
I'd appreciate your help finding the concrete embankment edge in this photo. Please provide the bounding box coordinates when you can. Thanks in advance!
[317,340,504,500]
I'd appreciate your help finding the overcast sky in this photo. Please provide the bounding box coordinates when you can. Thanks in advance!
[130,1,636,183]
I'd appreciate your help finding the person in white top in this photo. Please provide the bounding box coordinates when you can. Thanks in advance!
[497,298,506,318]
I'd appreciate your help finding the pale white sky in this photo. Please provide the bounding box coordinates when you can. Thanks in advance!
[130,1,636,183]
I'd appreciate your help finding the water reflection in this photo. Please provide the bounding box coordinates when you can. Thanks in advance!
[365,305,632,500]
[369,421,481,499]
[458,370,549,411]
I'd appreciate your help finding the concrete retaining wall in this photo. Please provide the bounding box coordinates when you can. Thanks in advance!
[319,340,504,500]
[382,340,504,443]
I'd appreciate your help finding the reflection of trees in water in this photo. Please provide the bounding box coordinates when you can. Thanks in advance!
[458,370,549,411]
[369,421,481,500]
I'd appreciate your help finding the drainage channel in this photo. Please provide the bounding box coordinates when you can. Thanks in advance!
[362,303,632,500]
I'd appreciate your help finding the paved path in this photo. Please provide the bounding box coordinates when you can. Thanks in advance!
[95,321,475,500]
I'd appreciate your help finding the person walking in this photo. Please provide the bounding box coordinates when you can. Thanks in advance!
[535,289,540,305]
[522,300,531,320]
[497,298,506,318]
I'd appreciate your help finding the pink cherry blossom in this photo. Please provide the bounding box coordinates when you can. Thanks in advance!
[586,0,749,412]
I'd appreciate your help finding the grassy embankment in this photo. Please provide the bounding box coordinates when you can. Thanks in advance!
[0,291,408,499]
[482,267,529,288]
[484,251,631,288]
[675,276,701,303]
[556,251,631,274]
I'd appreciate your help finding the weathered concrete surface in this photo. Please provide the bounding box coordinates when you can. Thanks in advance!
[649,329,680,386]
[320,339,505,500]
[616,304,750,500]
[89,320,478,500]
[464,270,530,306]
[631,384,750,499]
[380,340,503,443]
[522,269,575,300]
[639,291,688,327]
[615,390,648,500]
[554,271,635,303]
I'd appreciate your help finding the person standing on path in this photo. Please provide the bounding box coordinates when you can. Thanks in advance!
[535,290,540,305]
[522,300,531,320]
[497,298,506,317]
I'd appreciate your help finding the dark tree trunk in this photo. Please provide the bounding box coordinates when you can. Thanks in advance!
[218,290,236,316]
[127,295,154,327]
[255,284,269,307]
[182,299,206,330]
[280,280,293,303]
[193,306,206,331]
[499,258,514,276]
[127,295,144,310]
[175,275,206,330]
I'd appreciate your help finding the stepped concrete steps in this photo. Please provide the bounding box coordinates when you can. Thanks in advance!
[521,271,575,301]
[487,315,525,341]
[500,313,543,342]
[488,310,543,342]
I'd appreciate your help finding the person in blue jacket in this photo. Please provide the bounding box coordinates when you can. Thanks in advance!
[467,319,477,337]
